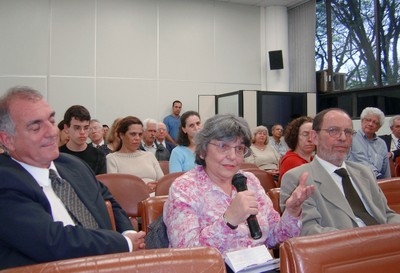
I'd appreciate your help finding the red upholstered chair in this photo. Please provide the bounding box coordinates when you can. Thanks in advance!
[3,247,227,273]
[243,168,277,192]
[280,224,400,273]
[155,172,185,196]
[267,188,281,215]
[139,195,168,234]
[377,177,400,213]
[96,173,150,230]
[239,162,258,169]
[158,160,170,175]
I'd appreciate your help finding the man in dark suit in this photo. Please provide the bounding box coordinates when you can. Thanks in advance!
[0,86,145,270]
[280,108,400,236]
[154,121,176,161]
[379,115,400,162]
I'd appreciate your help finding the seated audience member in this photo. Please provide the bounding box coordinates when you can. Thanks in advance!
[106,116,163,192]
[164,114,314,258]
[279,116,315,186]
[59,105,106,175]
[106,118,122,152]
[245,126,280,176]
[89,119,112,155]
[0,86,145,270]
[57,120,69,147]
[270,124,289,158]
[154,121,176,161]
[102,124,109,140]
[139,118,158,156]
[169,111,201,173]
[347,107,390,179]
[280,108,400,236]
[379,115,400,162]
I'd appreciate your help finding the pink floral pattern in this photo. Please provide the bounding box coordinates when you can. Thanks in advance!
[163,165,301,256]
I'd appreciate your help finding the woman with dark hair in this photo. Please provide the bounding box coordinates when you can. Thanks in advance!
[164,114,314,262]
[106,116,163,192]
[168,111,201,173]
[278,116,315,186]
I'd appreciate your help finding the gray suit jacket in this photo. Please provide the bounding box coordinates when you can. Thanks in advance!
[280,159,400,236]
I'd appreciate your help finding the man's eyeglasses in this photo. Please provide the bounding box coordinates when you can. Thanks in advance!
[317,127,355,138]
[209,142,250,157]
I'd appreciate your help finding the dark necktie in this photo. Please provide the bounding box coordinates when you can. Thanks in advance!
[49,169,99,229]
[335,168,378,226]
[397,139,400,150]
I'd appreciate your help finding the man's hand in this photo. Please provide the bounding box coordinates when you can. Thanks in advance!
[285,172,314,217]
[125,231,146,251]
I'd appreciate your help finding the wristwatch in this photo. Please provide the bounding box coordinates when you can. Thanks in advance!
[223,213,238,230]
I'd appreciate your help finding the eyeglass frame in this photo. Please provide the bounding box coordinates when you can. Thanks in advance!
[316,126,356,138]
[208,142,250,157]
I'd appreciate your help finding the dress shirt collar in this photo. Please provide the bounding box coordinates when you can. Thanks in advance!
[11,158,58,187]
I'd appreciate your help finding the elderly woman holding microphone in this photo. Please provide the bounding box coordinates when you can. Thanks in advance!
[163,114,314,264]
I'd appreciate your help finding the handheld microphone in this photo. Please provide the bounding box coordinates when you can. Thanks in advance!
[232,173,262,240]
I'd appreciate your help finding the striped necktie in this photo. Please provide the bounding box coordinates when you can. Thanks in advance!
[49,169,99,229]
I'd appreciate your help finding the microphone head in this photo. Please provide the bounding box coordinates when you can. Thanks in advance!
[232,173,247,192]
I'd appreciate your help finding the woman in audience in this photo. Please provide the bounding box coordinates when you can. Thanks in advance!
[245,125,280,175]
[164,114,314,259]
[278,116,314,186]
[169,111,202,173]
[106,116,164,192]
[106,117,122,152]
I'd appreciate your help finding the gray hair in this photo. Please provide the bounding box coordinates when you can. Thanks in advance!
[0,86,43,136]
[251,125,269,144]
[389,115,400,128]
[360,107,385,127]
[194,114,252,166]
[142,118,157,130]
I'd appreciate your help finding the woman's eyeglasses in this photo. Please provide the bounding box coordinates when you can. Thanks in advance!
[209,142,250,157]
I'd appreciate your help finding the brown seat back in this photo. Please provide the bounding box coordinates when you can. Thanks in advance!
[104,200,116,231]
[96,173,150,223]
[3,247,226,273]
[280,224,400,273]
[155,172,185,196]
[244,168,277,192]
[267,188,281,215]
[239,162,258,169]
[377,177,400,213]
[158,160,169,175]
[140,195,168,233]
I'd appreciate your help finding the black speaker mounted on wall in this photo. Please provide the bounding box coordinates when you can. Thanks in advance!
[268,50,283,70]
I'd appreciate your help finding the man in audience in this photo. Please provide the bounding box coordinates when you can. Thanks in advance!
[57,119,69,147]
[89,119,112,155]
[347,107,390,179]
[0,86,145,269]
[139,118,158,156]
[154,121,176,161]
[379,115,400,162]
[163,100,182,145]
[270,123,289,158]
[280,108,400,236]
[102,124,109,141]
[59,105,106,175]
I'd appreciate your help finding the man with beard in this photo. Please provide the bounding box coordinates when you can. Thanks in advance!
[280,108,400,236]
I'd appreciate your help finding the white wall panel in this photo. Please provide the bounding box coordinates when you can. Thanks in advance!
[50,0,95,76]
[214,2,260,84]
[48,77,95,123]
[0,0,49,75]
[96,0,158,78]
[96,78,158,125]
[159,0,214,82]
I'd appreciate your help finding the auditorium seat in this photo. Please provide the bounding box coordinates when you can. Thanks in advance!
[2,246,226,273]
[280,224,400,273]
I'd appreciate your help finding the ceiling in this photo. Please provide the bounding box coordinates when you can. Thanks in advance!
[214,0,310,9]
